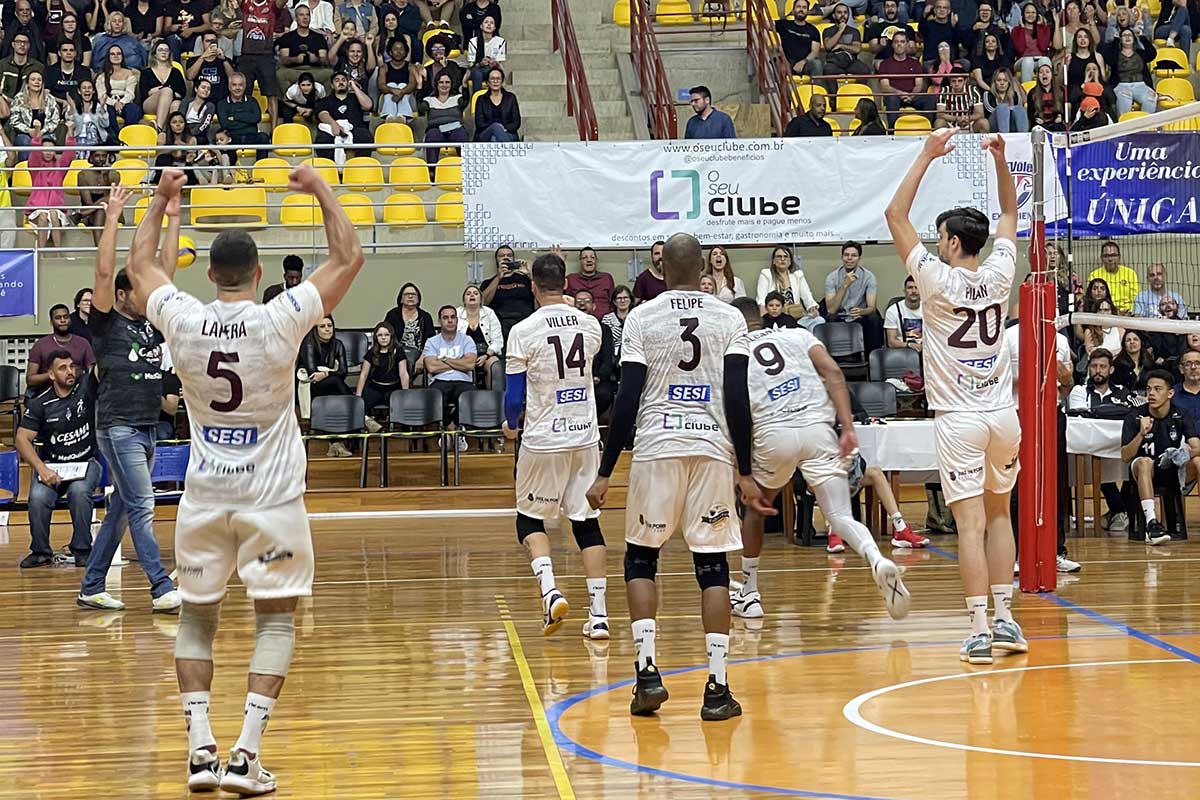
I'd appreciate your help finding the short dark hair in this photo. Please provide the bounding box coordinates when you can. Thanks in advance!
[283,254,304,274]
[1145,369,1175,389]
[58,39,75,50]
[531,253,566,292]
[114,269,132,294]
[689,85,711,100]
[904,275,916,286]
[764,290,786,305]
[209,229,260,287]
[437,304,456,318]
[580,246,596,257]
[397,281,422,306]
[73,287,91,308]
[935,206,989,257]
[842,241,862,256]
[45,348,74,367]
[651,240,665,249]
[732,296,760,322]
[574,289,594,302]
[1101,240,1120,253]
[49,303,69,317]
[1088,347,1113,365]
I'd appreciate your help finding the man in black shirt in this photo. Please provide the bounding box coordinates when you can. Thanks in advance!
[77,186,179,613]
[16,350,102,568]
[45,39,84,104]
[1121,369,1200,546]
[187,31,235,103]
[480,245,535,343]
[315,70,373,155]
[68,287,93,342]
[275,4,331,90]
[263,254,304,303]
[775,0,824,78]
[919,0,965,66]
[784,93,833,136]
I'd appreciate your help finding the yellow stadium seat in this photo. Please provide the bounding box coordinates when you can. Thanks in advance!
[613,0,630,25]
[280,193,323,227]
[434,192,464,227]
[112,158,148,186]
[792,83,827,110]
[789,74,812,88]
[434,157,462,190]
[1118,110,1150,122]
[894,114,932,135]
[63,159,90,194]
[388,156,433,191]
[342,156,384,191]
[118,124,157,159]
[1152,46,1191,77]
[272,123,312,158]
[1195,48,1200,73]
[827,116,842,135]
[763,0,781,19]
[849,117,861,133]
[133,196,170,227]
[1156,77,1195,108]
[1021,79,1036,93]
[300,157,340,186]
[251,91,270,122]
[374,122,416,156]
[1162,115,1200,131]
[189,185,268,227]
[469,88,487,115]
[383,192,428,227]
[835,82,872,113]
[253,157,291,191]
[338,193,377,226]
[655,0,694,24]
[10,161,31,195]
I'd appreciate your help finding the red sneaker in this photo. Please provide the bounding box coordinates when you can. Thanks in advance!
[826,533,846,553]
[891,523,929,549]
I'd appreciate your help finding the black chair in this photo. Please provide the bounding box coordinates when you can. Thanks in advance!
[848,381,897,419]
[383,389,446,487]
[309,395,368,487]
[868,347,921,381]
[1124,478,1188,541]
[0,364,21,438]
[336,330,371,380]
[814,321,868,379]
[454,390,504,485]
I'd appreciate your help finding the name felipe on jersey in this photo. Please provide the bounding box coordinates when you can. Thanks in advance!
[202,426,259,446]
[555,387,589,404]
[667,384,711,402]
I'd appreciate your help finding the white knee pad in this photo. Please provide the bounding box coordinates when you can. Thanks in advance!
[175,602,221,661]
[249,612,296,677]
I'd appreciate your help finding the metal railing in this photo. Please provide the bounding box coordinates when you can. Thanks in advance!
[745,0,795,135]
[551,0,601,140]
[629,0,678,138]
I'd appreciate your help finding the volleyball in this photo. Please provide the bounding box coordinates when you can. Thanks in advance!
[177,235,196,268]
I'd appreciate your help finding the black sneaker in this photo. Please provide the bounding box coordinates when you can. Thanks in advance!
[73,551,90,568]
[19,553,52,569]
[1145,520,1171,546]
[700,675,742,721]
[630,660,669,716]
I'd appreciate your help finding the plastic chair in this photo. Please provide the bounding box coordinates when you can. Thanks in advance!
[893,114,932,135]
[434,192,464,227]
[0,449,19,514]
[848,381,898,418]
[309,395,368,487]
[300,157,340,186]
[452,390,503,484]
[813,321,867,378]
[868,347,921,381]
[469,88,487,115]
[1119,110,1150,123]
[612,0,631,25]
[134,196,170,226]
[793,83,828,110]
[0,365,20,438]
[337,193,376,226]
[10,161,31,195]
[272,123,313,157]
[189,185,269,227]
[111,158,149,186]
[342,156,384,191]
[1152,46,1191,77]
[150,443,190,498]
[388,156,433,191]
[382,389,446,486]
[655,0,695,24]
[835,82,872,113]
[118,124,157,159]
[1155,77,1195,108]
[253,157,291,192]
[383,192,428,227]
[63,159,90,194]
[375,122,416,156]
[433,156,462,189]
[827,116,842,135]
[280,193,323,227]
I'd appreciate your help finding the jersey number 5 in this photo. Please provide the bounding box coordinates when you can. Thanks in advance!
[207,352,243,412]
[548,334,586,380]
[948,304,1002,349]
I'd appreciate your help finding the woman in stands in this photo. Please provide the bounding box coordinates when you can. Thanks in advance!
[139,39,186,129]
[329,23,377,94]
[460,0,501,43]
[417,71,469,167]
[54,13,93,68]
[1066,27,1107,94]
[186,78,218,140]
[1113,329,1156,392]
[1076,297,1122,360]
[384,282,437,381]
[458,285,504,389]
[10,71,62,162]
[1048,243,1082,313]
[755,246,820,330]
[850,98,887,135]
[301,315,353,456]
[1105,27,1158,116]
[971,32,1010,92]
[97,44,142,130]
[1086,276,1114,307]
[1012,2,1052,82]
[357,322,411,431]
[1026,61,1065,129]
[281,72,325,127]
[699,275,717,295]
[602,285,634,360]
[985,67,1029,131]
[153,110,197,184]
[703,246,746,302]
[68,79,109,156]
[378,36,420,122]
[474,66,520,141]
[466,14,505,93]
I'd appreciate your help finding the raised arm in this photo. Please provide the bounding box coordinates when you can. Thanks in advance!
[125,169,186,313]
[91,183,133,313]
[290,164,365,315]
[884,127,958,263]
[984,134,1017,242]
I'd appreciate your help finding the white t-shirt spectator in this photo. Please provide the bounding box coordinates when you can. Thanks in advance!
[883,300,923,345]
[1005,322,1071,406]
[467,35,506,64]
[422,331,478,383]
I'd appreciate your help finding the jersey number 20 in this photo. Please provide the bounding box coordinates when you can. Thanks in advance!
[207,352,243,412]
[948,304,1002,348]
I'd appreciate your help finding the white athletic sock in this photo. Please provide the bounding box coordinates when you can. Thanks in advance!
[706,632,730,685]
[891,512,907,530]
[234,692,275,757]
[632,618,656,670]
[991,584,1014,624]
[531,556,556,597]
[966,596,990,636]
[587,578,607,617]
[1141,499,1158,524]
[741,556,760,593]
[182,691,215,752]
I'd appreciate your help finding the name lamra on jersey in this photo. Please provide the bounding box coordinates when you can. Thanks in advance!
[201,319,249,340]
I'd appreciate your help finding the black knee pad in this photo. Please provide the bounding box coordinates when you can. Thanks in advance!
[693,552,730,590]
[571,518,606,551]
[623,543,659,582]
[516,513,545,544]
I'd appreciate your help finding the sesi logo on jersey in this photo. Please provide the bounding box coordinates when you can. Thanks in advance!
[555,387,589,404]
[202,426,259,446]
[767,376,802,401]
[667,384,711,402]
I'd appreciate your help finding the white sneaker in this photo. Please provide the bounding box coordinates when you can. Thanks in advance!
[730,588,764,619]
[220,749,276,796]
[187,748,222,791]
[152,589,183,614]
[582,615,610,640]
[871,559,911,620]
[1056,554,1081,573]
[1013,560,1020,575]
[363,417,382,433]
[1108,512,1129,533]
[542,589,569,636]
[77,591,125,610]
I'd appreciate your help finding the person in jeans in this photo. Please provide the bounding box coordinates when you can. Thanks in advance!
[77,184,180,614]
[16,349,102,568]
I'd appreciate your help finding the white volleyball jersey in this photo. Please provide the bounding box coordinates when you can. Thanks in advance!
[621,290,749,464]
[505,303,603,452]
[905,238,1017,412]
[147,281,325,509]
[746,326,835,435]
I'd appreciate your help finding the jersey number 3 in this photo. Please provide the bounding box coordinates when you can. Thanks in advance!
[948,304,1002,348]
[207,352,243,412]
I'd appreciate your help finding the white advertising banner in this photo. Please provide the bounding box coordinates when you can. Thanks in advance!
[461,134,1062,250]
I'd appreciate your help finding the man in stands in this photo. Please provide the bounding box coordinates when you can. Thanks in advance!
[566,247,614,319]
[784,93,832,136]
[776,0,824,79]
[866,0,909,58]
[423,306,478,426]
[1068,348,1133,534]
[188,31,235,103]
[936,69,989,132]
[238,0,286,127]
[684,85,736,139]
[633,240,666,301]
[1132,263,1185,318]
[0,32,42,97]
[26,304,94,394]
[1088,241,1139,313]
[69,288,93,342]
[878,30,934,125]
[290,0,336,38]
[264,255,304,303]
[482,245,535,343]
[820,3,871,83]
[884,275,923,351]
[1173,351,1200,424]
[824,241,884,352]
[573,289,617,417]
[316,71,373,156]
[919,0,964,66]
[218,73,271,161]
[46,40,84,104]
[276,5,332,91]
[3,0,45,62]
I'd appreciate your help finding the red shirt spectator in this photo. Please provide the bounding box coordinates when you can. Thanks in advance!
[240,0,282,54]
[566,266,614,319]
[878,51,923,94]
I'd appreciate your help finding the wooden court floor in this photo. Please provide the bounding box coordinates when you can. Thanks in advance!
[3,511,1200,799]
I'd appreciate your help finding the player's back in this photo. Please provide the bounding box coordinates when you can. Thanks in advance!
[621,290,748,464]
[506,303,602,451]
[745,325,834,436]
[906,239,1016,412]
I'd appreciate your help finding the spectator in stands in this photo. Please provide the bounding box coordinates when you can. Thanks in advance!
[124,0,163,47]
[1012,2,1052,82]
[1027,62,1065,129]
[26,126,75,249]
[458,284,504,389]
[481,246,535,341]
[851,98,887,134]
[1067,348,1131,533]
[3,0,45,62]
[698,274,718,295]
[762,291,798,328]
[1048,244,1082,312]
[300,315,352,397]
[27,304,95,394]
[1113,328,1155,392]
[936,69,990,131]
[336,0,380,35]
[460,0,501,44]
[984,68,1029,132]
[466,14,505,93]
[422,39,466,99]
[884,275,923,351]
[820,3,871,83]
[971,32,1010,92]
[1076,296,1122,359]
[329,26,377,95]
[1085,275,1113,306]
[139,39,185,128]
[475,66,520,141]
[1133,263,1185,318]
[89,15,142,74]
[1088,240,1138,312]
[47,40,86,103]
[385,281,437,369]
[423,306,478,426]
[684,84,736,139]
[97,44,142,128]
[573,289,616,416]
[784,92,832,136]
[1148,297,1187,373]
[54,15,94,69]
[877,30,934,124]
[357,321,410,428]
[195,129,235,183]
[187,32,235,104]
[69,288,93,341]
[602,284,634,358]
[74,151,114,236]
[920,0,965,66]
[184,78,217,138]
[237,0,285,127]
[282,72,326,126]
[633,240,667,301]
[377,36,419,122]
[704,246,746,302]
[317,69,373,157]
[153,111,197,184]
[292,0,336,37]
[1173,350,1200,423]
[204,13,239,59]
[0,31,44,98]
[11,70,61,161]
[1066,28,1106,96]
[165,0,214,61]
[968,2,1012,59]
[756,245,821,328]
[263,254,304,303]
[1154,0,1198,51]
[566,247,614,318]
[277,5,332,89]
[865,0,908,60]
[1055,0,1103,51]
[776,0,824,79]
[824,240,884,351]
[382,1,425,63]
[16,349,102,569]
[417,71,468,163]
[1072,72,1118,121]
[1105,28,1157,116]
[217,72,269,159]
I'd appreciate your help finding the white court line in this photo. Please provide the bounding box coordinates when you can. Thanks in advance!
[307,508,517,520]
[842,658,1200,767]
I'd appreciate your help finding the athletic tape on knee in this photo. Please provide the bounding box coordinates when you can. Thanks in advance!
[693,552,730,590]
[248,613,296,677]
[623,543,659,582]
[570,518,605,551]
[175,602,221,662]
[516,513,546,544]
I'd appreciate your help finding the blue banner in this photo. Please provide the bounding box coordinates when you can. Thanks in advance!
[0,250,36,317]
[1056,133,1200,236]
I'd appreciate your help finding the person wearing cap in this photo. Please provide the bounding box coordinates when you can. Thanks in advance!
[934,68,990,131]
[1074,94,1112,130]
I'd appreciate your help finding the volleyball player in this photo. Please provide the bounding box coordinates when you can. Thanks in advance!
[502,251,610,640]
[124,166,365,794]
[586,233,773,722]
[727,297,911,621]
[885,129,1024,665]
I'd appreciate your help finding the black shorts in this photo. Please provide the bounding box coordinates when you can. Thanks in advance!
[237,52,280,96]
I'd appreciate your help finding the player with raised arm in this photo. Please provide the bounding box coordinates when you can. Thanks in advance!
[502,251,610,640]
[125,166,364,795]
[885,129,1023,666]
[587,232,772,722]
[727,297,912,621]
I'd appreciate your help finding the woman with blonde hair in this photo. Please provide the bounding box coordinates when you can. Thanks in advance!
[457,284,504,389]
[755,245,820,330]
[704,246,745,303]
